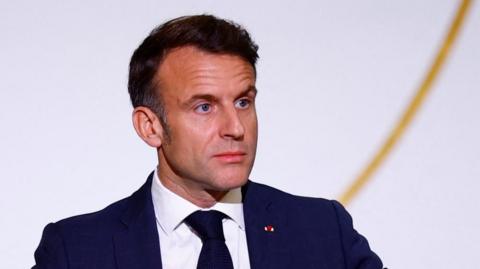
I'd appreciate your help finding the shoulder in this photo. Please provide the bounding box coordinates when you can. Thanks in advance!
[245,180,338,216]
[246,181,383,268]
[33,175,154,268]
[37,195,131,255]
[33,196,133,268]
[246,180,368,234]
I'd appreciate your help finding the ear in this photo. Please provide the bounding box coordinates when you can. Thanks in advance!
[132,106,164,148]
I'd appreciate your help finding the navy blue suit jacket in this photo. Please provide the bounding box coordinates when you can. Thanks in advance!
[33,173,383,268]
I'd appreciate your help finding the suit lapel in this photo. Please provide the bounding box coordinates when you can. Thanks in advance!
[111,176,291,269]
[113,173,163,269]
[243,181,291,269]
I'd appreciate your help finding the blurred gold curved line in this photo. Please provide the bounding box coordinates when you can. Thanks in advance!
[339,0,472,206]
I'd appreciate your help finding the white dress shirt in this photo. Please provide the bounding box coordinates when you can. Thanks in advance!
[151,169,251,269]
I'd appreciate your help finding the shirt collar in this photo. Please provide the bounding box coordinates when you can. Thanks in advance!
[151,168,245,235]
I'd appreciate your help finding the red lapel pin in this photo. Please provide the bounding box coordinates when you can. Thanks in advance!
[264,225,274,232]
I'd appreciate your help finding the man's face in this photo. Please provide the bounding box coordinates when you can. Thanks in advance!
[155,46,258,193]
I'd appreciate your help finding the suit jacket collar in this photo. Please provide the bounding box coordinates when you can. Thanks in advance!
[113,174,289,269]
[113,172,163,269]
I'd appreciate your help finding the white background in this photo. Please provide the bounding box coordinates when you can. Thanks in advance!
[1,1,479,268]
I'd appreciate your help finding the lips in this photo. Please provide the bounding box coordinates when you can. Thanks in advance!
[213,151,246,163]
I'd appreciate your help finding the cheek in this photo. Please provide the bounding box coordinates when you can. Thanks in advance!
[244,112,258,137]
[171,118,217,154]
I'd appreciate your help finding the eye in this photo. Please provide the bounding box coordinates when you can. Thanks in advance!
[235,98,250,109]
[194,103,212,113]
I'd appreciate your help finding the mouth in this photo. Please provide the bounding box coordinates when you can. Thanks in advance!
[213,151,247,163]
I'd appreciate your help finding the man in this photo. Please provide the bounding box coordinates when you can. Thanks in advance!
[33,15,383,269]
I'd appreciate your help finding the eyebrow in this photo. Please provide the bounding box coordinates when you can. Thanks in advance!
[235,85,257,100]
[182,86,257,108]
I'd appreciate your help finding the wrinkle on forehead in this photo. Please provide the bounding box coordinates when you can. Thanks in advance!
[187,68,254,90]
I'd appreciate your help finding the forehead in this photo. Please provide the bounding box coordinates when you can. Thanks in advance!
[155,46,255,97]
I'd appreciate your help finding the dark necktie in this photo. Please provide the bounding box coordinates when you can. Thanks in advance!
[185,210,234,269]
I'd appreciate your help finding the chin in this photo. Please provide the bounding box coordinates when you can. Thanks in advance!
[211,173,248,191]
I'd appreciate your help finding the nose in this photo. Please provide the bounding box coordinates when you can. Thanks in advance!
[220,107,245,140]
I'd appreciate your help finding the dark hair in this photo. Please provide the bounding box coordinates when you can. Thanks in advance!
[128,14,259,123]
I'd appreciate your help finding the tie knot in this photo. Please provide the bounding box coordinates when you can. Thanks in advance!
[185,210,227,241]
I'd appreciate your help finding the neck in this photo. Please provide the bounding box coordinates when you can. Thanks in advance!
[156,163,228,208]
